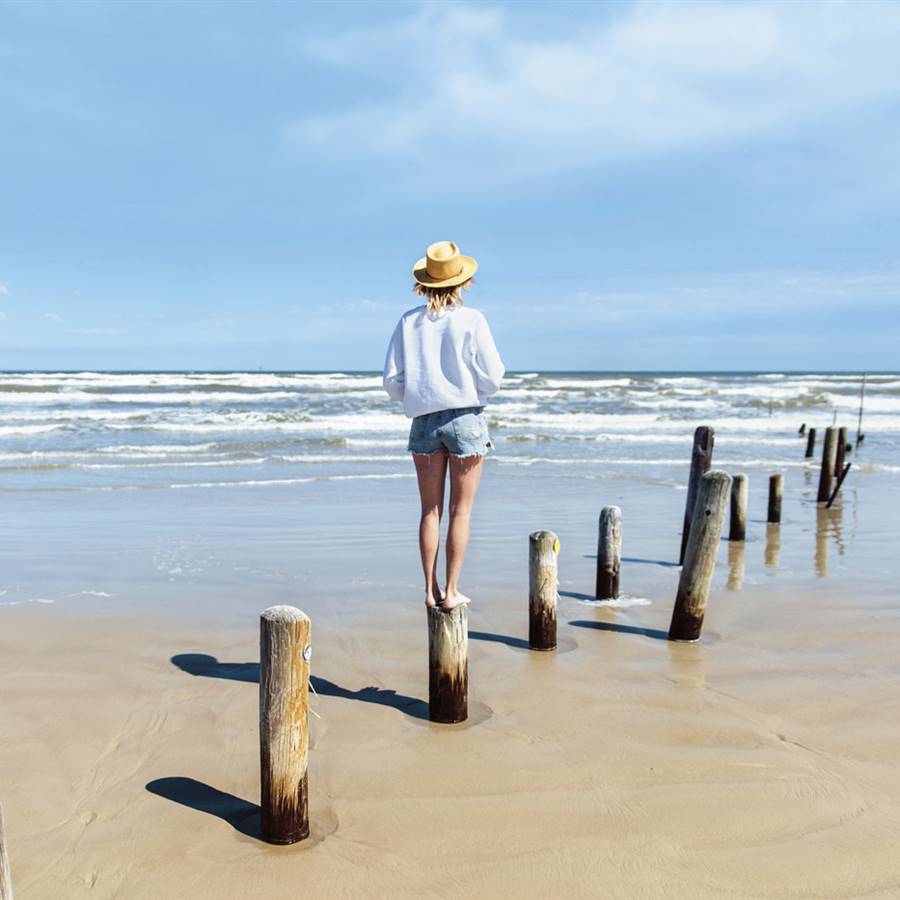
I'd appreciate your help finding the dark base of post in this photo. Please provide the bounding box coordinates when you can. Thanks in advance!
[595,572,619,602]
[261,772,309,845]
[529,610,556,651]
[668,608,704,642]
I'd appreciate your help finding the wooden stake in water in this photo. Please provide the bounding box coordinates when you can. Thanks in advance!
[427,605,468,723]
[595,507,622,600]
[729,473,748,541]
[669,470,732,642]
[817,426,838,504]
[834,426,848,478]
[798,423,806,436]
[805,427,816,458]
[679,426,714,565]
[856,373,867,446]
[767,474,783,524]
[0,801,12,900]
[260,605,311,845]
[529,530,558,650]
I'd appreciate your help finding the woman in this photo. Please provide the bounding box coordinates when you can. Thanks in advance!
[383,241,505,610]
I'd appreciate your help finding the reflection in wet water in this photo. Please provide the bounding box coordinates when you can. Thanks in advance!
[815,501,844,578]
[667,641,706,689]
[764,523,781,570]
[727,541,745,591]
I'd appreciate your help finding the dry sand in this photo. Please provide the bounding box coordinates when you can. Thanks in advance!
[3,559,900,899]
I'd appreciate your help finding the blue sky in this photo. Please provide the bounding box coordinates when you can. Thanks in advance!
[1,0,899,371]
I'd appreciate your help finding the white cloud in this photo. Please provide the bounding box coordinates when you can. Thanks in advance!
[286,1,900,176]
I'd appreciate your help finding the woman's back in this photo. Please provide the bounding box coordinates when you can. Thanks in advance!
[383,303,504,419]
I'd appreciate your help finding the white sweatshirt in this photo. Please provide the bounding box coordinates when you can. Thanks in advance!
[382,304,505,418]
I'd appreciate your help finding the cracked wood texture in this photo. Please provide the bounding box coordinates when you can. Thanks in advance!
[529,530,558,650]
[595,507,622,600]
[669,470,732,642]
[428,605,468,723]
[260,605,310,844]
[679,426,715,565]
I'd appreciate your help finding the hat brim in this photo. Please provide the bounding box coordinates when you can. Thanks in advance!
[412,255,478,288]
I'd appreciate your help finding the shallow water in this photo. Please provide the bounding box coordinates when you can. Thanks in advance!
[1,371,895,617]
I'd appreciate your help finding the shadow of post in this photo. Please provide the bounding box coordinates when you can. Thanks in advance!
[568,620,669,641]
[146,777,261,839]
[468,630,530,650]
[171,654,428,720]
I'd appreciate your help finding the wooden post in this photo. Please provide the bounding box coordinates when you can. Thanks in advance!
[595,508,622,600]
[0,801,12,900]
[826,463,851,509]
[669,470,731,642]
[260,605,310,845]
[834,426,848,478]
[428,605,468,723]
[728,473,748,541]
[529,530,558,650]
[679,425,715,565]
[767,473,783,524]
[804,427,816,458]
[817,426,837,503]
[856,373,866,446]
[798,423,806,436]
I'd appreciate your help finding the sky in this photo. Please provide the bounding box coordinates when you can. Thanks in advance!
[1,0,899,372]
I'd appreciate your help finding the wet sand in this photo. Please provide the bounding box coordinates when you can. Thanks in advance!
[2,468,900,898]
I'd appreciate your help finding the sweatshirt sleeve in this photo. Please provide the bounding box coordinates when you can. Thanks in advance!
[472,312,505,396]
[382,319,405,402]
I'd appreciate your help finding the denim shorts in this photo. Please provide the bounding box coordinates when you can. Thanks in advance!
[408,406,494,458]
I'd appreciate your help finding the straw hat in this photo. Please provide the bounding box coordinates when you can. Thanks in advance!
[412,241,478,287]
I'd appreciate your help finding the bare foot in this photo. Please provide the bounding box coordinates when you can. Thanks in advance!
[442,590,471,610]
[425,588,445,608]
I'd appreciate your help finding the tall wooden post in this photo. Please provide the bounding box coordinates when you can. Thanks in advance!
[529,530,558,650]
[817,426,837,503]
[669,470,731,642]
[728,473,748,541]
[679,426,715,565]
[856,373,867,446]
[805,427,816,459]
[260,605,311,845]
[0,801,12,900]
[595,507,622,600]
[767,474,783,524]
[428,606,468,723]
[834,426,848,478]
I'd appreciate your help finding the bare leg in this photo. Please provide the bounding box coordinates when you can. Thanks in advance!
[413,451,448,607]
[444,454,484,609]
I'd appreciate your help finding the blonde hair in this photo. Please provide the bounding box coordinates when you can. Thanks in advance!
[413,278,474,313]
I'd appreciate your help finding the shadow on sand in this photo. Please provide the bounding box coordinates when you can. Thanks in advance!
[171,653,428,720]
[146,777,261,839]
[569,620,669,641]
[468,630,530,650]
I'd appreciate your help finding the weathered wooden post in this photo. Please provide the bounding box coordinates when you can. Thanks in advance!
[260,605,311,845]
[529,530,558,650]
[669,470,731,642]
[805,427,816,458]
[798,423,806,436]
[728,473,748,541]
[767,473,783,524]
[679,425,715,565]
[595,508,622,600]
[0,801,12,900]
[427,606,468,723]
[817,426,837,503]
[834,426,848,478]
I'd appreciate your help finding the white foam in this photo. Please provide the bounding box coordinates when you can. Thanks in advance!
[576,596,653,608]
